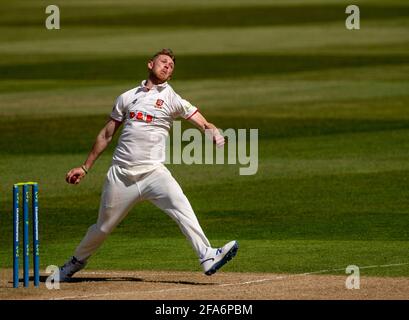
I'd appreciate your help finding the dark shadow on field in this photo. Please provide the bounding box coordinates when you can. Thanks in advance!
[1,54,409,81]
[1,4,408,27]
[33,275,214,286]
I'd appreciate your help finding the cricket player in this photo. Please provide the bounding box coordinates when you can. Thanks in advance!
[57,49,238,281]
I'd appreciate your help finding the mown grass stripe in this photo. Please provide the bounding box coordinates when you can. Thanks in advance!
[0,54,408,80]
[1,4,408,27]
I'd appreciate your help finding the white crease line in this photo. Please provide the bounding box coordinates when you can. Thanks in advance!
[52,262,409,300]
[79,271,191,277]
[53,287,193,300]
[362,263,409,269]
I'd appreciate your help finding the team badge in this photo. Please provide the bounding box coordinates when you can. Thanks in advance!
[155,99,164,108]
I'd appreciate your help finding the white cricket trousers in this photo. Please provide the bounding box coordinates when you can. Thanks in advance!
[73,164,211,262]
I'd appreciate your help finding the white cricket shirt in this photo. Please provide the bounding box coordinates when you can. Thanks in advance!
[110,80,198,168]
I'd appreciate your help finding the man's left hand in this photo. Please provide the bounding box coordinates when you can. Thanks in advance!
[214,134,225,148]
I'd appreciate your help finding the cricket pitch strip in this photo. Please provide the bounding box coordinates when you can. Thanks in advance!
[1,269,408,300]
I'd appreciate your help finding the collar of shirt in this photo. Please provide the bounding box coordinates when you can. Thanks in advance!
[139,80,168,93]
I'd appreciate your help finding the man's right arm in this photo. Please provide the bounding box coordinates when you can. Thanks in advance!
[65,118,122,185]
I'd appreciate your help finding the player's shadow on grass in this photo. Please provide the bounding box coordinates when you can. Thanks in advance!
[35,275,215,286]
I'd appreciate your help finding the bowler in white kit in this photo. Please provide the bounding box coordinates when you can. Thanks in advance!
[57,49,239,281]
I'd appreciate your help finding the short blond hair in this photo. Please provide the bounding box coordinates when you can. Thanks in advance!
[151,48,176,64]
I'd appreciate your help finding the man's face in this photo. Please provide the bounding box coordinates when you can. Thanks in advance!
[148,54,175,83]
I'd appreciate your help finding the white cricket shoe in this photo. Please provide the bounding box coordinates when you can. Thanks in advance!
[201,240,239,276]
[56,256,87,282]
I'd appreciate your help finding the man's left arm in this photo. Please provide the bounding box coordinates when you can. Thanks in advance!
[188,112,225,148]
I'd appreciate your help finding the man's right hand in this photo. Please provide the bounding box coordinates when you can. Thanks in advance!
[66,167,87,185]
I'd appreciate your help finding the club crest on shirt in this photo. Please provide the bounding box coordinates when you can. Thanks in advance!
[155,99,164,108]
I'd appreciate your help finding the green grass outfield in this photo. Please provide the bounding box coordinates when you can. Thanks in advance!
[0,0,408,277]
